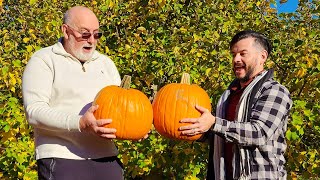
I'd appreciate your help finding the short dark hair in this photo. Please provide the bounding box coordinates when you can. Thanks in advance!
[230,30,272,58]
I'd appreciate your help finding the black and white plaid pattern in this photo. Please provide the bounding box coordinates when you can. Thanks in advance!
[213,75,292,179]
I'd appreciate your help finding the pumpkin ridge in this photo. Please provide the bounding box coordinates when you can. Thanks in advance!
[107,87,118,122]
[185,84,191,140]
[137,91,146,137]
[169,84,178,138]
[176,83,184,139]
[157,87,167,138]
[171,84,179,139]
[159,84,170,137]
[120,88,126,138]
[114,87,123,136]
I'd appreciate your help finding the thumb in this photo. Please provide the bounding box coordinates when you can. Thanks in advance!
[195,105,210,114]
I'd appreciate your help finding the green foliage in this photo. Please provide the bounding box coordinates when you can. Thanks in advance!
[1,0,319,179]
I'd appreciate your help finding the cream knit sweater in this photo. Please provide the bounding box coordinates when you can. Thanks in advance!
[22,39,121,160]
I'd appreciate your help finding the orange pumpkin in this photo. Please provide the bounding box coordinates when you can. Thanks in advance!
[152,73,211,141]
[93,75,153,140]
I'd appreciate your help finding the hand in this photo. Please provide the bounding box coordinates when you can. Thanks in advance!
[179,105,216,136]
[79,105,116,139]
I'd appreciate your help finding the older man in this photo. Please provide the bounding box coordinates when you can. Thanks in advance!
[180,30,292,180]
[22,6,123,179]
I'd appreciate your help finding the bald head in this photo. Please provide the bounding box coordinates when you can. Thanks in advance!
[61,6,100,62]
[63,6,99,27]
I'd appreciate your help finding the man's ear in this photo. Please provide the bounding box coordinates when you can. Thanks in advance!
[61,24,69,39]
[260,49,268,65]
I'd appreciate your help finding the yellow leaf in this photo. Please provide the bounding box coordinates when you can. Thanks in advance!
[125,44,131,49]
[26,45,33,52]
[137,26,147,32]
[29,0,37,5]
[256,1,261,6]
[213,31,220,39]
[146,38,155,43]
[305,56,313,68]
[173,46,180,54]
[219,3,224,9]
[296,68,306,78]
[31,33,37,39]
[109,0,115,8]
[193,33,201,42]
[158,0,166,5]
[190,48,196,54]
[11,87,15,92]
[300,151,307,155]
[23,38,30,43]
[142,167,149,172]
[0,0,3,7]
[46,25,51,33]
[105,46,109,53]
[180,27,187,33]
[205,68,212,76]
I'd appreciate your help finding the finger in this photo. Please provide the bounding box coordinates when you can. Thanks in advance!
[180,118,199,123]
[181,128,197,135]
[100,134,116,139]
[179,124,198,131]
[195,105,210,113]
[96,127,117,134]
[96,119,112,126]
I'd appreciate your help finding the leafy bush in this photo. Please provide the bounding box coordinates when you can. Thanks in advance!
[0,0,319,179]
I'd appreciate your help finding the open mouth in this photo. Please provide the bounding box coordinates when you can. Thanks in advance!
[234,65,245,72]
[83,47,92,50]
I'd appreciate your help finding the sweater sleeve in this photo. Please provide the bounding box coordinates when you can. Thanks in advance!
[22,55,81,132]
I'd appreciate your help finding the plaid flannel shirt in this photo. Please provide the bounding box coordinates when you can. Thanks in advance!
[212,78,293,179]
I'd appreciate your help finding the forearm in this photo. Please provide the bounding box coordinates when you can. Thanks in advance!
[212,117,268,146]
[212,83,292,146]
[25,102,81,131]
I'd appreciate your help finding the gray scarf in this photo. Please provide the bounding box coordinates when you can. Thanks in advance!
[214,70,269,180]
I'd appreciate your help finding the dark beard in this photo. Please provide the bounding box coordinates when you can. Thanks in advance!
[238,66,254,82]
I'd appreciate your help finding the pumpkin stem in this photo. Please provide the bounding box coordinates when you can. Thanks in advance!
[180,73,190,84]
[120,75,131,89]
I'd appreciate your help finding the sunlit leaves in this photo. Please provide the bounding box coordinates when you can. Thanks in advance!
[1,0,320,179]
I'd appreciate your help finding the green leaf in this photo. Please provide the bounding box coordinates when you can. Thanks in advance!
[2,66,9,75]
[12,60,21,67]
[292,112,303,125]
[3,124,10,132]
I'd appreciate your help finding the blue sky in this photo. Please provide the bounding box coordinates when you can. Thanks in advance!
[272,0,299,13]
